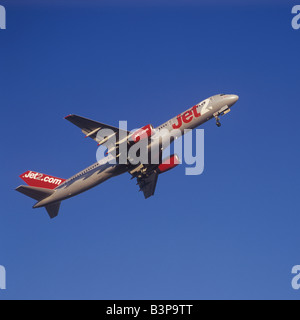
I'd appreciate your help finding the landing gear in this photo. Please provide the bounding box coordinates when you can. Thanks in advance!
[214,115,221,127]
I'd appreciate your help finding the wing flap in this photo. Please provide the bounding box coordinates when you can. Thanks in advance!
[137,172,159,199]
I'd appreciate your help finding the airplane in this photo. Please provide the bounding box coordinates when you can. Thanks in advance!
[16,94,239,219]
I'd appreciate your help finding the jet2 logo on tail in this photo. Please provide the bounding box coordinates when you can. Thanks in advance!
[20,171,66,190]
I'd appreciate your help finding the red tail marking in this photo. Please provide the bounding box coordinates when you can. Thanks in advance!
[19,171,66,190]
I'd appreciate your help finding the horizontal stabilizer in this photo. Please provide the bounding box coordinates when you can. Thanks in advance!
[16,185,54,202]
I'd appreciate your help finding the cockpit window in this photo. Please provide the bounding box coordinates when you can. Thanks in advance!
[220,94,226,96]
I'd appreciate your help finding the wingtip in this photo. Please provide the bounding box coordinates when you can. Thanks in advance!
[64,114,73,120]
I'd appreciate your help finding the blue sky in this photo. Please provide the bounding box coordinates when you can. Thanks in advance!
[0,0,300,300]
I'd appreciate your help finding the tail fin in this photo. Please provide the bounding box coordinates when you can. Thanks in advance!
[19,171,66,190]
[16,185,55,201]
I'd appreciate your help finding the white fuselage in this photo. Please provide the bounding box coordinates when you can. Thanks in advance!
[34,94,239,208]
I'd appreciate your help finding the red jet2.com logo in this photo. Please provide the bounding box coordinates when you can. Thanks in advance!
[20,171,66,190]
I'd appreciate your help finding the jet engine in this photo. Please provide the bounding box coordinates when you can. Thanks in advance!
[158,154,180,174]
[132,124,155,143]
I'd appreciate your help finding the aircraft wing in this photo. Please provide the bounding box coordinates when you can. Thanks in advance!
[136,171,159,199]
[65,115,130,146]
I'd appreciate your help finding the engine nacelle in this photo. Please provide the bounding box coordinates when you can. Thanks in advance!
[158,154,180,174]
[132,124,154,143]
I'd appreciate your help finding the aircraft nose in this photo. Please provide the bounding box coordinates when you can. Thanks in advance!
[228,94,239,106]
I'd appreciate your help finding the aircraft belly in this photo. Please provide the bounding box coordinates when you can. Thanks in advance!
[67,172,112,197]
[44,165,127,205]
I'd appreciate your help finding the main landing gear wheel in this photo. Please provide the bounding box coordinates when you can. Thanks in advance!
[214,115,221,127]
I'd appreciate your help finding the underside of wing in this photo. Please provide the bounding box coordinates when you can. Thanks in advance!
[65,114,130,147]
